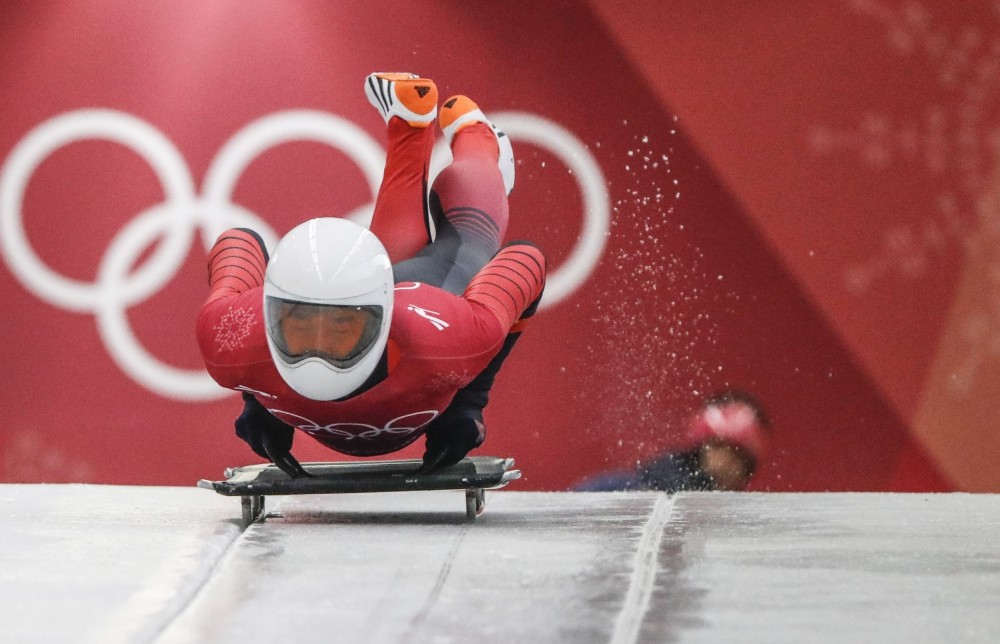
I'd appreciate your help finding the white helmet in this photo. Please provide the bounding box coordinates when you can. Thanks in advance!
[263,218,393,401]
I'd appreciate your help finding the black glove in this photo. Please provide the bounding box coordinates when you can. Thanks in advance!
[235,393,312,478]
[419,407,486,473]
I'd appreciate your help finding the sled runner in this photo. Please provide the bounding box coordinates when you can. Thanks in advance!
[198,456,520,527]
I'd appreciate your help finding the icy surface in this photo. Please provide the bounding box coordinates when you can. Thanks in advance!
[2,486,999,643]
[159,491,663,643]
[0,484,240,644]
[642,493,1000,643]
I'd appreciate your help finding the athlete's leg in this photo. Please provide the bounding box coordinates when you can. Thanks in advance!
[394,96,512,294]
[401,96,536,471]
[364,73,438,264]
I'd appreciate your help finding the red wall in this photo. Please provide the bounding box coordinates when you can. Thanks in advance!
[0,1,962,491]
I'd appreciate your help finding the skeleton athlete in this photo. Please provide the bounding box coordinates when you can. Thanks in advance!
[197,72,545,475]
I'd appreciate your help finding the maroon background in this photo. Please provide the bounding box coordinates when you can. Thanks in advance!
[1,1,972,491]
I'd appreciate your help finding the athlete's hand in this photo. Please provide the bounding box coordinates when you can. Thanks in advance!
[235,393,312,479]
[419,408,486,473]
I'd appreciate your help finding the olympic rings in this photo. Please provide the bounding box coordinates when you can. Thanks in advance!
[267,408,439,440]
[1,108,609,401]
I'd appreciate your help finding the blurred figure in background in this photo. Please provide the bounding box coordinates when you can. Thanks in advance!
[574,390,769,492]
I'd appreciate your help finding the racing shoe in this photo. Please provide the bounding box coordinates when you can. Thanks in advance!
[439,95,515,195]
[365,72,438,128]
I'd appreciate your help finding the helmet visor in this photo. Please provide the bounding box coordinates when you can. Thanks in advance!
[266,297,384,369]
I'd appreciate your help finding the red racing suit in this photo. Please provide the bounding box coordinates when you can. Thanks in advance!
[197,234,545,457]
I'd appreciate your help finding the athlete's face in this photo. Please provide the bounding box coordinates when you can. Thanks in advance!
[699,442,753,491]
[280,305,369,359]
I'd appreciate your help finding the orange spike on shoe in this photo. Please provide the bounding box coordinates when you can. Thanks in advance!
[439,95,486,142]
[365,72,438,128]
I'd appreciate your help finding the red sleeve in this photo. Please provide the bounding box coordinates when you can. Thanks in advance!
[197,229,272,389]
[462,243,546,331]
[205,228,268,302]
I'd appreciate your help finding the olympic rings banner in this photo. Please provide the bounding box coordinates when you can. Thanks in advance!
[0,1,953,491]
[2,108,608,401]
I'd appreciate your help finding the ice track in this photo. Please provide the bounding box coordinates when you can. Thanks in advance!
[2,486,999,643]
